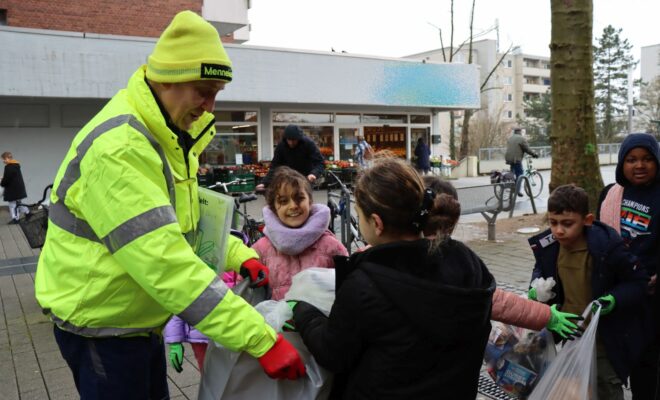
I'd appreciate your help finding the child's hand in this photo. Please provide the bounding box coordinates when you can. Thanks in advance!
[169,343,184,373]
[528,287,537,301]
[546,304,582,340]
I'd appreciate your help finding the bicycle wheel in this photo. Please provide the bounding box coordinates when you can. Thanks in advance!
[524,171,544,199]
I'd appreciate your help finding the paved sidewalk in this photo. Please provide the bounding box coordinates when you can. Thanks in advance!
[0,198,631,399]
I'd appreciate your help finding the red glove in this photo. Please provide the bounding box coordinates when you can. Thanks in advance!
[240,258,269,287]
[258,333,306,380]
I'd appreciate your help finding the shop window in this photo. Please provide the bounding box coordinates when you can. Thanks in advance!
[362,114,407,124]
[201,125,258,166]
[335,113,361,124]
[272,125,334,160]
[273,112,333,124]
[0,9,6,26]
[214,111,257,122]
[410,114,431,124]
[364,126,406,158]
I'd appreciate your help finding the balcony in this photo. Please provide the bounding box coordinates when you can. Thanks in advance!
[522,66,550,78]
[203,0,249,37]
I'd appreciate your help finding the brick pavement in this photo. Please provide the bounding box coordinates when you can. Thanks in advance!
[0,202,633,399]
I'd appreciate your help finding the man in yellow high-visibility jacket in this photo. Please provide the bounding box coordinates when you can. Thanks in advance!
[35,11,305,398]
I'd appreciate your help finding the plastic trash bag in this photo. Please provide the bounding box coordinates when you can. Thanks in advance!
[284,267,336,316]
[530,277,557,302]
[528,303,600,400]
[198,278,334,400]
[484,322,556,398]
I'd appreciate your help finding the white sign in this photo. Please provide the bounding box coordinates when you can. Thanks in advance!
[235,153,244,165]
[195,188,235,272]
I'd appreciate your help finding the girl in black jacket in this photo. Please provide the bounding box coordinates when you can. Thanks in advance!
[292,157,495,399]
[1,151,28,224]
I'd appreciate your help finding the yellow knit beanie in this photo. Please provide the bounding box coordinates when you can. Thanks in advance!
[146,11,232,83]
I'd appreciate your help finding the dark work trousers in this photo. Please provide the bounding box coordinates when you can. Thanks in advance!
[54,326,169,400]
[630,340,659,399]
[509,162,524,180]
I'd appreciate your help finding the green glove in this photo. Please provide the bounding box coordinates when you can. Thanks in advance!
[595,294,616,315]
[283,301,298,331]
[528,287,537,301]
[169,343,184,373]
[546,304,582,340]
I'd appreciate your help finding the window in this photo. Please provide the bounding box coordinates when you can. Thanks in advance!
[505,110,513,119]
[543,78,551,86]
[362,114,407,124]
[506,60,512,68]
[0,9,6,26]
[504,77,513,85]
[335,113,360,124]
[410,114,431,124]
[273,112,333,124]
[201,110,259,166]
[504,93,512,102]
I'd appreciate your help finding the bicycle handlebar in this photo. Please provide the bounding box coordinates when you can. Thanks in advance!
[325,170,351,195]
[207,179,247,192]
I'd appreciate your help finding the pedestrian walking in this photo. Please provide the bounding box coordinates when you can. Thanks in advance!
[1,151,29,224]
[414,137,431,175]
[355,135,373,168]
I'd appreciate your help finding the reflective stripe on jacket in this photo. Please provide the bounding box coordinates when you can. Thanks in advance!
[35,66,275,357]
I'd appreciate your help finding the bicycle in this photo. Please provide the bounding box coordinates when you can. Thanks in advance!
[325,170,366,255]
[17,184,53,249]
[208,179,264,246]
[521,155,544,199]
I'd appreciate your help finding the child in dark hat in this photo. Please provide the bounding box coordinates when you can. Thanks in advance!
[597,133,660,399]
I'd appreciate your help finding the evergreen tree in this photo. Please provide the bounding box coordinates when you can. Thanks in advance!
[517,92,552,146]
[593,25,636,142]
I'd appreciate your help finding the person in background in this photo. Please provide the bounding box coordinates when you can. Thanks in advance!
[422,176,581,340]
[256,124,324,191]
[35,11,304,399]
[355,135,373,168]
[414,137,431,175]
[291,157,495,399]
[253,166,347,300]
[505,128,538,195]
[1,151,29,224]
[529,184,648,400]
[596,133,660,399]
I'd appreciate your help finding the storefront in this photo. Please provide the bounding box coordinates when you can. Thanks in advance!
[1,26,480,201]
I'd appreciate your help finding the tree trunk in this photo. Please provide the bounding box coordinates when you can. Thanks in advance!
[459,110,473,158]
[550,0,603,211]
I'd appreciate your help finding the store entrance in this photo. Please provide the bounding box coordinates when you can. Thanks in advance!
[364,126,406,158]
[338,127,360,162]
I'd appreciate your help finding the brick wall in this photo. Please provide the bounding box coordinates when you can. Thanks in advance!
[0,0,202,37]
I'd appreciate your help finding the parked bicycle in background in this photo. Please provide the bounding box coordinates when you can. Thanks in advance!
[325,170,366,254]
[208,179,264,246]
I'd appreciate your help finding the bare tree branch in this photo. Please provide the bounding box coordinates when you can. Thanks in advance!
[481,44,513,91]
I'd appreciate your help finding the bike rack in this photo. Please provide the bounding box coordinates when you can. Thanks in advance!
[509,176,538,218]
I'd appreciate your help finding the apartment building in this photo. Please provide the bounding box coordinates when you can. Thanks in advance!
[407,40,551,146]
[641,43,660,84]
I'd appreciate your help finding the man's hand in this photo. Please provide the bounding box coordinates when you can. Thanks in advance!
[258,334,306,379]
[307,174,317,183]
[169,343,184,373]
[528,287,537,301]
[240,259,269,287]
[546,305,582,340]
[595,294,616,315]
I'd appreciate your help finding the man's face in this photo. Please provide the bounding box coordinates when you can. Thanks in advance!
[159,80,225,131]
[623,147,657,186]
[547,211,593,250]
[286,139,299,148]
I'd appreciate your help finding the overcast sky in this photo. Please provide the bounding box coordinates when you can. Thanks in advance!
[246,0,658,77]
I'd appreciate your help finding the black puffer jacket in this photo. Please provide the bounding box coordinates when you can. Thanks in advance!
[1,162,27,201]
[261,136,324,186]
[294,239,495,400]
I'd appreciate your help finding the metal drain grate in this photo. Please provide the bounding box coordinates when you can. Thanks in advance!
[477,374,515,399]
